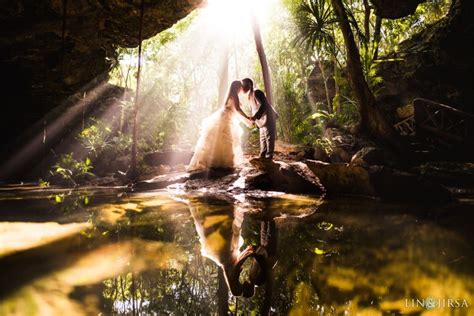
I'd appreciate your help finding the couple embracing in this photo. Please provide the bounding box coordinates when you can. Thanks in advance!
[188,78,277,171]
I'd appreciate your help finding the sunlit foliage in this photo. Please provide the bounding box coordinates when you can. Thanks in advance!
[44,0,451,180]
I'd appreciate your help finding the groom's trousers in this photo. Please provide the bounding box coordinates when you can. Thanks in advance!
[259,126,276,159]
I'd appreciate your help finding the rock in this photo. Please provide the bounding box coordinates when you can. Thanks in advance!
[107,155,130,174]
[350,147,387,167]
[0,0,203,178]
[245,159,325,194]
[324,127,357,163]
[272,140,321,161]
[396,104,415,119]
[158,164,172,175]
[306,160,375,196]
[376,0,474,114]
[173,163,187,172]
[368,166,453,203]
[133,172,190,191]
[144,150,194,167]
[371,0,426,19]
[87,176,120,186]
[185,168,240,191]
[306,160,453,203]
[313,145,331,162]
[415,161,474,187]
[307,60,336,112]
[274,141,310,160]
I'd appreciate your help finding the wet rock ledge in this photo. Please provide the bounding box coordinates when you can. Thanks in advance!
[133,158,454,204]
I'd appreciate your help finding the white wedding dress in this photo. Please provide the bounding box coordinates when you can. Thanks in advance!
[188,98,244,171]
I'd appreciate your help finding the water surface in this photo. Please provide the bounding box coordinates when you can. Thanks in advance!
[0,185,473,315]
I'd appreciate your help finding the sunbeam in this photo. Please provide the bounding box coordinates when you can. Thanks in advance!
[111,0,283,162]
[0,81,113,180]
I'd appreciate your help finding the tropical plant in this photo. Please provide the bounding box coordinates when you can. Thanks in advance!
[295,0,339,113]
[50,153,94,185]
[78,119,114,158]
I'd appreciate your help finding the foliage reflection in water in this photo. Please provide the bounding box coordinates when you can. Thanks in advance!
[0,187,473,315]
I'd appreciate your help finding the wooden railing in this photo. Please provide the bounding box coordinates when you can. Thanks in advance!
[413,98,474,145]
[394,115,415,136]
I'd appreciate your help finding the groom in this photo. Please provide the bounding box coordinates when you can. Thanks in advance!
[241,78,277,159]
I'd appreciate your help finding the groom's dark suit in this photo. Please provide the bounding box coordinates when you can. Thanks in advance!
[251,90,277,159]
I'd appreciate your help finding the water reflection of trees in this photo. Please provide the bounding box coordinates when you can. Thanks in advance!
[102,256,220,314]
[96,195,474,315]
[95,193,321,315]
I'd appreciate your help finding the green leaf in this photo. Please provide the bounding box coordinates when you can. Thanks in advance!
[55,195,63,203]
[314,247,328,255]
[312,112,326,119]
[84,196,89,205]
[317,221,334,231]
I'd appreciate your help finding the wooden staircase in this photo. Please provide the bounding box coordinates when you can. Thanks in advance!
[394,98,474,160]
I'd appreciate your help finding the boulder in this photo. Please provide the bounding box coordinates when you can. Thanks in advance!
[350,147,387,167]
[306,160,375,196]
[368,166,453,203]
[185,168,240,191]
[133,172,190,191]
[274,141,313,160]
[324,127,357,163]
[306,160,452,203]
[245,159,325,194]
[313,146,331,162]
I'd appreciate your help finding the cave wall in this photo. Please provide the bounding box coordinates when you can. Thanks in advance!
[376,0,474,114]
[0,0,202,153]
[371,0,427,19]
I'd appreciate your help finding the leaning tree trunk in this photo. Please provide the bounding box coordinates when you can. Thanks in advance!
[330,0,399,147]
[251,15,274,106]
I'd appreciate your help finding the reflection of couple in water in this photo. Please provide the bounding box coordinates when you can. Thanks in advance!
[186,194,277,314]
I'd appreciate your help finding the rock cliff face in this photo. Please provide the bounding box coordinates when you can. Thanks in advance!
[371,0,427,19]
[0,0,202,152]
[376,0,474,113]
[307,61,336,112]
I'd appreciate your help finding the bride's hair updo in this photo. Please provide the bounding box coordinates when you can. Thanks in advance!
[225,80,242,107]
[241,78,254,100]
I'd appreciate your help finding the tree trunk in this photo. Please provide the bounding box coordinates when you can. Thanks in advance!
[330,0,399,146]
[373,14,382,60]
[316,51,333,113]
[251,15,273,106]
[129,0,145,179]
[217,268,230,315]
[333,56,341,113]
[363,0,371,44]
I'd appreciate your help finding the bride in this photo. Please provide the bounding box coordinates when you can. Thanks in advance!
[188,81,252,171]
